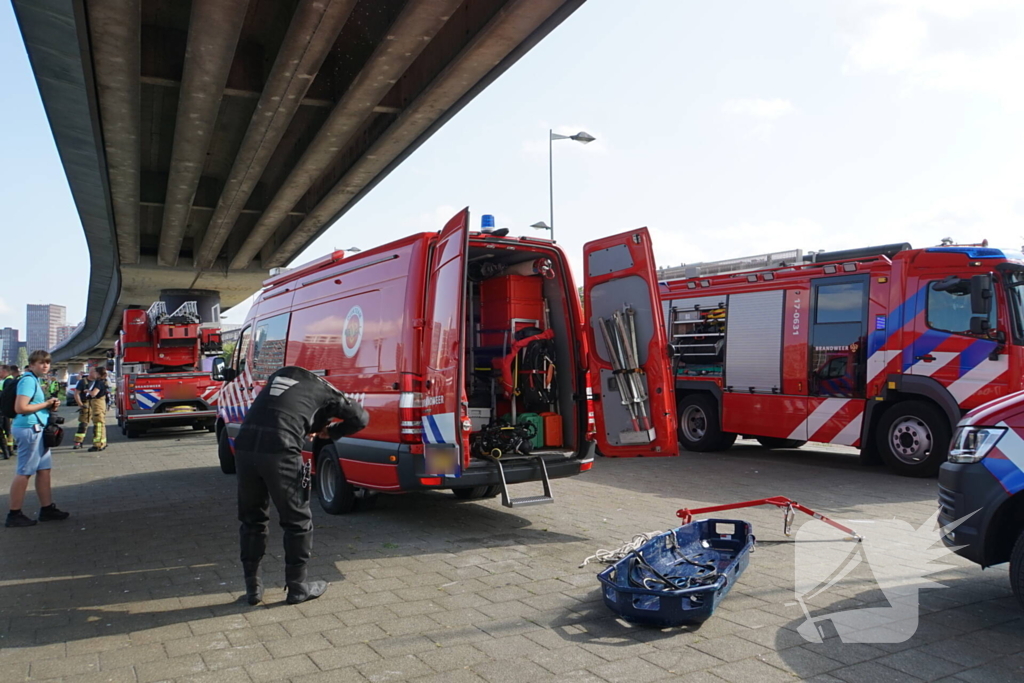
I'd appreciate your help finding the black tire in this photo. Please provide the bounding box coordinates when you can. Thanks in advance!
[756,437,807,450]
[126,425,142,439]
[1011,528,1024,609]
[192,424,204,431]
[875,400,950,477]
[207,422,216,433]
[678,394,736,452]
[481,485,502,498]
[316,448,356,515]
[452,486,490,500]
[217,428,236,474]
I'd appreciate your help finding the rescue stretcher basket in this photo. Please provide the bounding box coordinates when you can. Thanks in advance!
[596,519,754,627]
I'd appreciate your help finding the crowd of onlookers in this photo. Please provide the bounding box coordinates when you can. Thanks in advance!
[2,353,113,528]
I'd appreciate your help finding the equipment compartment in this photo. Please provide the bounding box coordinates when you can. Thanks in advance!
[464,243,577,457]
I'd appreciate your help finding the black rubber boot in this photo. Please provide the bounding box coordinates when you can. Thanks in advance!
[243,562,264,606]
[285,564,328,605]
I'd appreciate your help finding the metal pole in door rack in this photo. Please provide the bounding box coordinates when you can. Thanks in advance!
[598,304,654,443]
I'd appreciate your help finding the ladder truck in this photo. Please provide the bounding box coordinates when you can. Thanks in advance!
[114,301,223,439]
[651,241,1024,476]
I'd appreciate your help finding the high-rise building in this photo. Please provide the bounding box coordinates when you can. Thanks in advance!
[55,324,78,346]
[26,304,67,352]
[0,327,19,365]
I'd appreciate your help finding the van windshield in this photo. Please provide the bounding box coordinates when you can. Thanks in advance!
[1006,269,1024,344]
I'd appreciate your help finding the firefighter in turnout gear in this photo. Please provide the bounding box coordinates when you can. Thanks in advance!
[85,367,109,452]
[73,374,92,449]
[236,366,369,605]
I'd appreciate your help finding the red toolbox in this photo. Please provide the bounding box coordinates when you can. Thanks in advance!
[479,275,545,346]
[481,274,543,301]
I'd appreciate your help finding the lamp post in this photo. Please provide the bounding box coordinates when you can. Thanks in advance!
[548,129,595,240]
[530,221,552,239]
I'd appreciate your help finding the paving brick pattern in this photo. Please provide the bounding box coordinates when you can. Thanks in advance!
[1,409,1022,682]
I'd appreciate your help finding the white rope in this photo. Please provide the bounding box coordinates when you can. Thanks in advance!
[578,531,665,568]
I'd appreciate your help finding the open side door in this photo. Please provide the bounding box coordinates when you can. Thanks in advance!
[421,208,472,476]
[583,228,679,456]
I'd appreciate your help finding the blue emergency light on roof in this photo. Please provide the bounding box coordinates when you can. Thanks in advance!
[481,214,495,229]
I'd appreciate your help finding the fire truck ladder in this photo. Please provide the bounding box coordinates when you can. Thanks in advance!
[484,452,554,508]
[146,301,168,328]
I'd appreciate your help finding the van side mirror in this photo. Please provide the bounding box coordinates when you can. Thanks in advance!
[211,357,226,382]
[970,316,991,336]
[971,274,993,315]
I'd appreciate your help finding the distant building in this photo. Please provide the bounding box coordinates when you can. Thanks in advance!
[55,324,79,346]
[0,327,19,365]
[26,304,67,352]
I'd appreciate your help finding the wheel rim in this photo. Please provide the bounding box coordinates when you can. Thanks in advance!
[681,405,708,442]
[319,457,337,502]
[889,416,933,464]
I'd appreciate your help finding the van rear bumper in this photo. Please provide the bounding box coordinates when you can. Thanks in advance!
[399,441,596,491]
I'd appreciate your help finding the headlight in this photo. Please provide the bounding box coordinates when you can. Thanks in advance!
[949,426,1006,463]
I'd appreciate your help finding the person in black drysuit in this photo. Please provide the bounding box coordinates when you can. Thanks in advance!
[236,366,369,605]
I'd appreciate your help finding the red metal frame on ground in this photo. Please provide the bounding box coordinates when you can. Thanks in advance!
[677,496,863,541]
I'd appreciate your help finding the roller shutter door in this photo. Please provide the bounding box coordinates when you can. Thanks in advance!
[725,290,784,393]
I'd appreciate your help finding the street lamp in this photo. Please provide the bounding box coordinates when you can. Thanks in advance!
[530,221,552,239]
[548,129,595,240]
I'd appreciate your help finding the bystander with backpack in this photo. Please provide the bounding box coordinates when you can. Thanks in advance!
[3,350,70,528]
[0,366,12,460]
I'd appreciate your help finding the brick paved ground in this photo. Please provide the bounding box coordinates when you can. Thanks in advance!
[1,408,1022,683]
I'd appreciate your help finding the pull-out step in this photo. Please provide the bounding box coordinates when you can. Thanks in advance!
[492,455,554,508]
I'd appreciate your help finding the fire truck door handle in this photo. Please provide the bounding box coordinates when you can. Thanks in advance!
[915,354,935,362]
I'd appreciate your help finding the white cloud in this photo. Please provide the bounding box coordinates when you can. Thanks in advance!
[0,296,11,316]
[721,98,797,119]
[842,0,1024,109]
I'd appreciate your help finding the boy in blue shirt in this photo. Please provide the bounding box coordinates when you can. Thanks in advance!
[6,350,71,528]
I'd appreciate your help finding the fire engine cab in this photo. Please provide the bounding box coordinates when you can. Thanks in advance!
[212,211,676,513]
[655,242,1024,476]
[114,301,223,438]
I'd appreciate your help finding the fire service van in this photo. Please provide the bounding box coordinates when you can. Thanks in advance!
[939,391,1024,606]
[657,242,1024,476]
[114,302,223,438]
[212,210,677,513]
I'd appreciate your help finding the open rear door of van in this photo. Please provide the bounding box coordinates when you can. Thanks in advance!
[421,208,472,476]
[583,228,679,457]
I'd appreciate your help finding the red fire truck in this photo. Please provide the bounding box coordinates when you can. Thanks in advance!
[652,241,1024,476]
[114,302,223,438]
[212,211,677,513]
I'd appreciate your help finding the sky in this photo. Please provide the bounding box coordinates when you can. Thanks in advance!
[1,0,1023,331]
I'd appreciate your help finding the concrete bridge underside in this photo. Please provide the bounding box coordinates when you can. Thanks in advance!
[13,0,585,361]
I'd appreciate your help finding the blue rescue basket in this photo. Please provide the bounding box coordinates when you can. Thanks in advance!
[597,519,754,627]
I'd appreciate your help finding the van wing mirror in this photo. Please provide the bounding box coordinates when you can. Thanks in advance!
[971,274,993,315]
[211,357,226,382]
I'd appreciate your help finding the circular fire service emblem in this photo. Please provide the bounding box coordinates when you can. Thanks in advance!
[342,305,364,358]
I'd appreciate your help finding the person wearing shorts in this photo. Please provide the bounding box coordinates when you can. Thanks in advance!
[6,350,70,528]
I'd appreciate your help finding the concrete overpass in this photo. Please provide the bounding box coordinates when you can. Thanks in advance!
[13,0,586,361]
